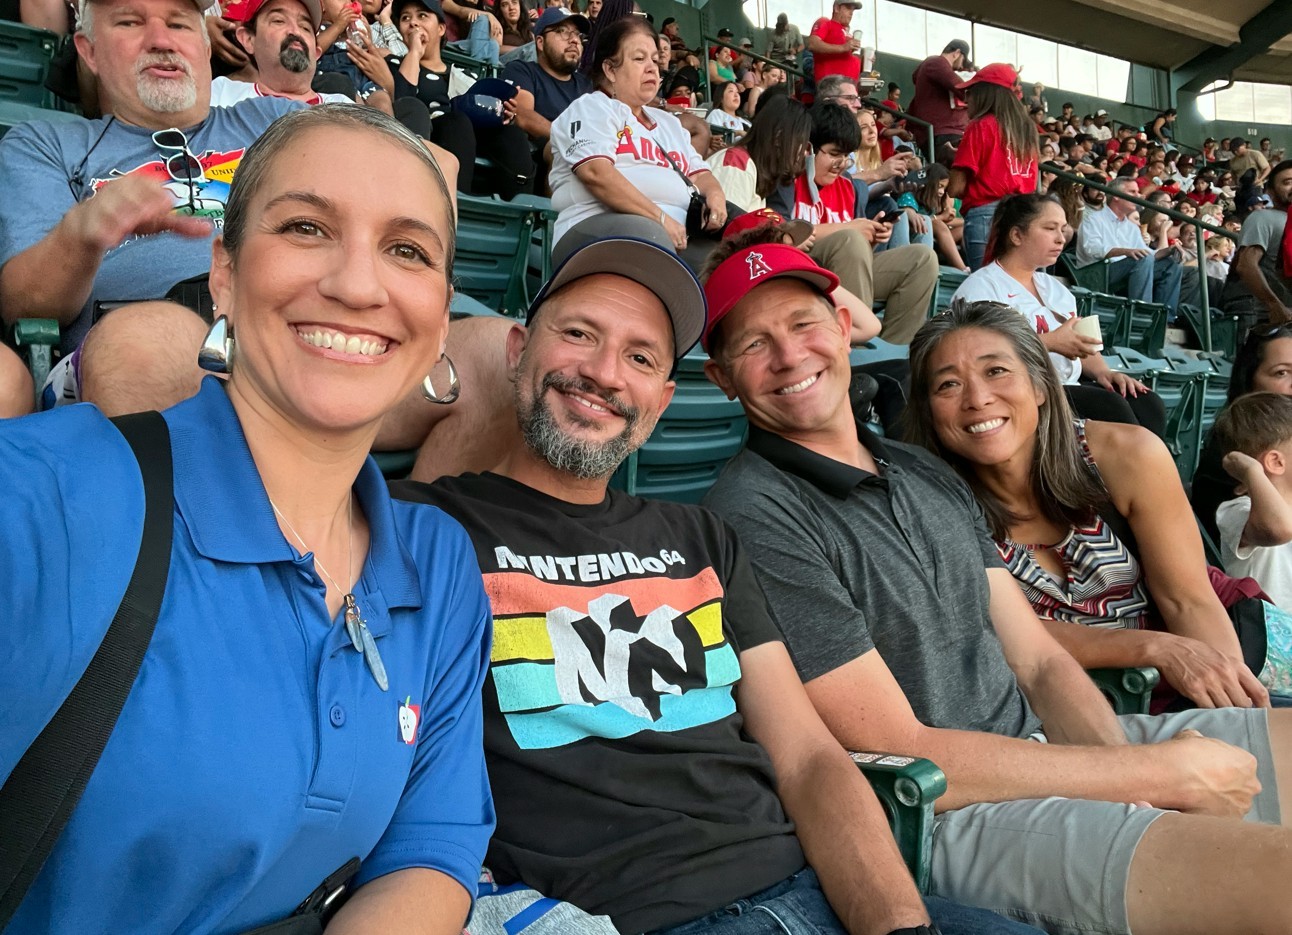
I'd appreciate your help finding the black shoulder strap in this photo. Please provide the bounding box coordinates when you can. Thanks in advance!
[0,411,174,931]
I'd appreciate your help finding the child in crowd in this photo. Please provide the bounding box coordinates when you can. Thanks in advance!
[1216,392,1292,608]
[317,0,406,102]
[897,163,966,270]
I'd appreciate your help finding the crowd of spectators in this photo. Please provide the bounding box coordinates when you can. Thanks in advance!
[6,0,1292,932]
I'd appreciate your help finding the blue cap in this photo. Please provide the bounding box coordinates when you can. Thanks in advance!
[535,6,589,35]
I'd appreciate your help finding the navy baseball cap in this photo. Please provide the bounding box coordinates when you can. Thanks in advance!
[535,7,589,34]
[526,238,706,363]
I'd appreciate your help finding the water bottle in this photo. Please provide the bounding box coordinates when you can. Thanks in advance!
[346,2,369,47]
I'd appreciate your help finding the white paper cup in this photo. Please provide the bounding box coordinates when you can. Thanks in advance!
[1073,315,1103,351]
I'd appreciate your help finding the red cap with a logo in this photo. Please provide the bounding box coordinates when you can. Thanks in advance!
[955,63,1019,91]
[701,244,839,354]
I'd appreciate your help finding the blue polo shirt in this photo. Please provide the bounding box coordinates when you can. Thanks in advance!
[0,379,494,934]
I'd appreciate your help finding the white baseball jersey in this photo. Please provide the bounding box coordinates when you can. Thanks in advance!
[209,76,352,108]
[550,91,707,245]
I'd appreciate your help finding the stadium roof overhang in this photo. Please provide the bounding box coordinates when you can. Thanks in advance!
[900,0,1292,90]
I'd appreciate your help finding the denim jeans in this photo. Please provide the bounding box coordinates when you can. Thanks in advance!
[963,201,997,270]
[448,14,500,66]
[646,869,1042,935]
[1105,251,1184,313]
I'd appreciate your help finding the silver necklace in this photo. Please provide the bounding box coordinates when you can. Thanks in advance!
[270,495,388,691]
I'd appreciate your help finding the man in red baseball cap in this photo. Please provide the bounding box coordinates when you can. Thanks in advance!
[209,0,348,107]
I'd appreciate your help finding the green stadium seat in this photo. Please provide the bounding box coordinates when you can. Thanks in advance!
[1151,355,1209,476]
[931,266,967,315]
[7,317,58,405]
[1058,252,1111,294]
[1177,303,1239,358]
[1087,666,1160,715]
[1105,346,1163,381]
[453,193,556,318]
[1125,300,1167,356]
[1089,292,1131,348]
[441,46,498,79]
[851,753,945,892]
[609,346,747,503]
[0,20,60,108]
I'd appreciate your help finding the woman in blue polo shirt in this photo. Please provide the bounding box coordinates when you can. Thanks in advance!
[0,106,494,934]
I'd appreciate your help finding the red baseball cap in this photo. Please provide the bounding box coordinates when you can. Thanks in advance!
[722,209,814,247]
[223,0,322,28]
[701,244,839,354]
[955,63,1019,91]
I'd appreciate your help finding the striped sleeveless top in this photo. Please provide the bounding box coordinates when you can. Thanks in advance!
[996,421,1150,630]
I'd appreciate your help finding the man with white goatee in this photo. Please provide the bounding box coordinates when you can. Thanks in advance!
[0,0,300,404]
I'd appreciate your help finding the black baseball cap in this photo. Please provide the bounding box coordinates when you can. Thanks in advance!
[527,238,706,364]
[392,0,443,21]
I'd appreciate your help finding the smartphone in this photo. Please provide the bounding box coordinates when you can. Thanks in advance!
[908,166,930,186]
[873,210,898,225]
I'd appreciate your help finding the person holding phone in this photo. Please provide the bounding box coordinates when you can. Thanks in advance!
[768,102,938,345]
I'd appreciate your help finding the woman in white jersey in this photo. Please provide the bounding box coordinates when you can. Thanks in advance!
[953,192,1166,436]
[548,16,729,265]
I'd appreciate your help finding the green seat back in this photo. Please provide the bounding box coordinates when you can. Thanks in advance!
[0,21,59,108]
[452,194,555,317]
[610,349,747,503]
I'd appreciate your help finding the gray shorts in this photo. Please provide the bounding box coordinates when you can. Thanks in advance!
[928,707,1279,935]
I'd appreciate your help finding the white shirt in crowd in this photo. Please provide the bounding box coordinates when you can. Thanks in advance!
[952,261,1083,384]
[549,91,706,245]
[1075,203,1145,267]
[1218,496,1292,610]
[706,109,749,134]
[1090,124,1113,141]
[209,76,352,108]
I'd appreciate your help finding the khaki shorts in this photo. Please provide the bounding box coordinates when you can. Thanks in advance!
[928,708,1279,935]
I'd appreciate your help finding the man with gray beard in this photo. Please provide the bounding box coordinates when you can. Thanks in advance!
[0,0,301,408]
[209,0,354,106]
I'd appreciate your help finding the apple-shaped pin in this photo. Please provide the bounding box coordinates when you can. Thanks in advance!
[398,696,420,745]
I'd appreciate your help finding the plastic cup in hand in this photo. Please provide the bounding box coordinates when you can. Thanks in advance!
[1073,316,1103,351]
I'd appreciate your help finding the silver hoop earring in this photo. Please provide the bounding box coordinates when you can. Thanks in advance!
[421,354,461,404]
[198,315,235,374]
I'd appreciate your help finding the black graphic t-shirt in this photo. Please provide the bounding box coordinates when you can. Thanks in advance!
[393,472,805,933]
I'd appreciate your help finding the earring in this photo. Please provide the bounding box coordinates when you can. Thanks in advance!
[198,315,235,374]
[421,354,461,404]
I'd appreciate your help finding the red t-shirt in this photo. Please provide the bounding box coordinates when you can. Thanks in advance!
[1186,190,1218,206]
[810,17,860,82]
[952,115,1038,212]
[788,173,857,224]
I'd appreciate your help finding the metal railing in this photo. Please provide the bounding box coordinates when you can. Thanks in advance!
[1044,164,1238,352]
[699,35,935,165]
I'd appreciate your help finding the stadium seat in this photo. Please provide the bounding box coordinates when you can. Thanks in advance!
[1058,252,1111,294]
[851,753,945,893]
[1177,303,1240,358]
[609,346,747,503]
[1151,356,1209,476]
[7,317,58,403]
[1104,346,1162,382]
[1125,300,1167,356]
[0,20,60,108]
[441,46,498,79]
[453,193,556,317]
[931,266,967,315]
[1088,292,1131,348]
[1087,666,1160,715]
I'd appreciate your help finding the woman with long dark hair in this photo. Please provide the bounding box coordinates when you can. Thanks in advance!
[947,63,1039,270]
[905,301,1268,710]
[951,194,1166,435]
[706,94,811,213]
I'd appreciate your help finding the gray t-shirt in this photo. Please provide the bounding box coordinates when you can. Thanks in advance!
[1221,208,1291,310]
[0,98,299,352]
[703,424,1041,739]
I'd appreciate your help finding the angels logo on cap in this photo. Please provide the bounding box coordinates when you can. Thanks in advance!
[747,251,773,280]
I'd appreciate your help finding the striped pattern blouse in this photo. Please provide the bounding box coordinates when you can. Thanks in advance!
[996,421,1150,630]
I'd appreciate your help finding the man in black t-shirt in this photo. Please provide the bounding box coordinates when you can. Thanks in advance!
[393,238,1032,935]
[501,7,592,147]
